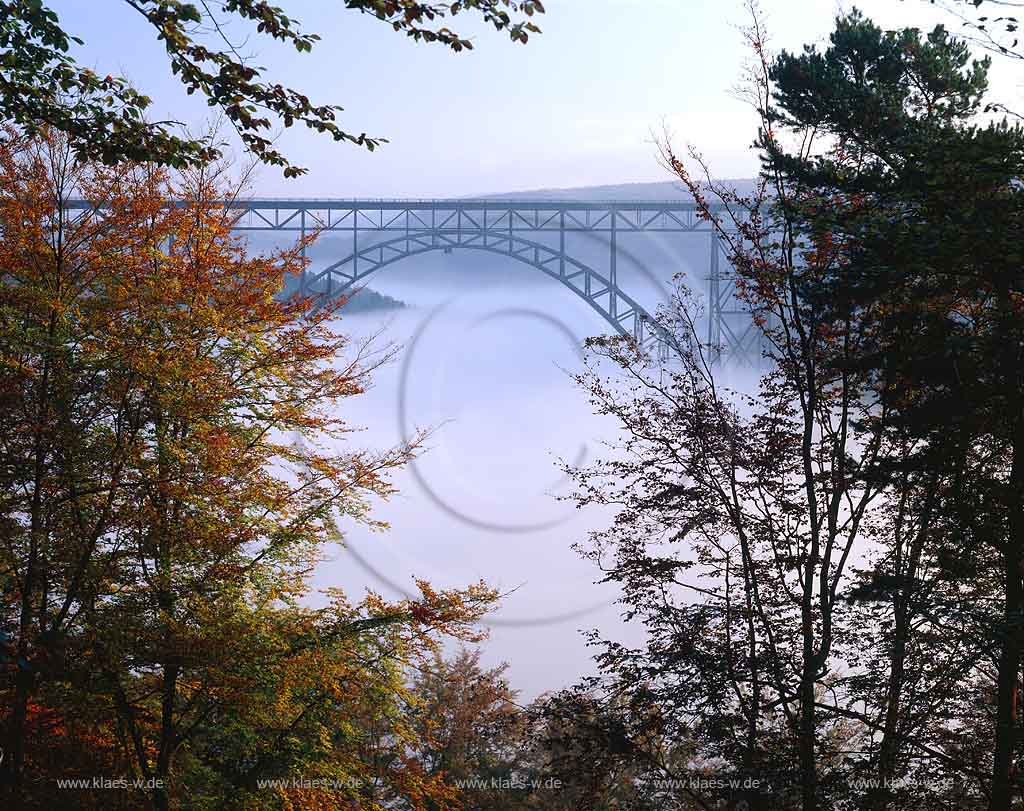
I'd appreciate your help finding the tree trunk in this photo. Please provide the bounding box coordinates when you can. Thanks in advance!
[874,600,909,809]
[150,662,179,811]
[6,637,34,795]
[800,609,818,811]
[990,286,1024,811]
[875,509,929,809]
[991,424,1024,811]
[5,328,55,794]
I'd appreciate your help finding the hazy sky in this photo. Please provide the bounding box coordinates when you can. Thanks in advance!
[54,0,1024,198]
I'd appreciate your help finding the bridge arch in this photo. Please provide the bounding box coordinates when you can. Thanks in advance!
[302,229,667,353]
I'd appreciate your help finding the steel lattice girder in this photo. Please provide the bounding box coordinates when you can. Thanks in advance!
[66,198,761,363]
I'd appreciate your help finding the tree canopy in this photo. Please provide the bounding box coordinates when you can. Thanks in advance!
[0,0,545,176]
[555,8,1024,810]
[0,129,500,809]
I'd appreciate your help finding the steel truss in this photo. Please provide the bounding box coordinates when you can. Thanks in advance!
[74,198,761,362]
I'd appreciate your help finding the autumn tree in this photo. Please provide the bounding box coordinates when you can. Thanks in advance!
[404,651,664,811]
[521,687,677,811]
[400,648,529,809]
[0,130,502,809]
[0,0,545,175]
[0,129,176,797]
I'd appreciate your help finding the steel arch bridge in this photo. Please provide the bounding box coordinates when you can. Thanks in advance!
[224,198,759,361]
[66,197,758,360]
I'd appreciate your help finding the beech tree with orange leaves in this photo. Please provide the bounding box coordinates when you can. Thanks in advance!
[404,648,525,807]
[0,130,501,810]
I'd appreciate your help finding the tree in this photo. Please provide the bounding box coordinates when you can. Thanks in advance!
[911,1,1024,63]
[525,687,672,811]
[107,588,500,811]
[0,0,545,176]
[0,130,501,809]
[0,129,175,796]
[563,285,888,810]
[404,648,527,810]
[559,8,1017,811]
[764,9,1024,809]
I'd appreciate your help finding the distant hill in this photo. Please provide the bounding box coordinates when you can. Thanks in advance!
[470,179,758,202]
[339,286,406,314]
[278,272,406,313]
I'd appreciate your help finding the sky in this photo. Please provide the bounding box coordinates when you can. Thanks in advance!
[54,0,1024,198]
